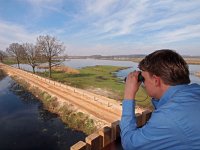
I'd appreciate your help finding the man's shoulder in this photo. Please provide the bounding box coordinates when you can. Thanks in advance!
[184,83,200,89]
[175,83,200,97]
[188,83,200,88]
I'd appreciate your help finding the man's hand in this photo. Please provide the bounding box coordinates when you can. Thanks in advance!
[124,71,141,100]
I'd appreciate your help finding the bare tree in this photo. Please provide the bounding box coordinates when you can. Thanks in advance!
[6,43,25,68]
[22,43,41,73]
[0,50,7,63]
[36,35,65,78]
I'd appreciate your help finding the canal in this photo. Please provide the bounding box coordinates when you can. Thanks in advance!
[0,76,86,150]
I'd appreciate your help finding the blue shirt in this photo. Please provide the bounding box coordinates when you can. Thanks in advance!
[120,84,200,150]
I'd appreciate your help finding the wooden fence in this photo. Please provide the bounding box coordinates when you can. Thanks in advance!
[70,110,152,150]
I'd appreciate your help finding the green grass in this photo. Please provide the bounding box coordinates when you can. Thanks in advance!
[3,58,17,65]
[38,65,126,99]
[37,65,152,108]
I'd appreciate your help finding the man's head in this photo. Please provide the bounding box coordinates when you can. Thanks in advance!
[139,49,190,86]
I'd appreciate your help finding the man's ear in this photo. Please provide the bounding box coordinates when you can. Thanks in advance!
[153,75,161,87]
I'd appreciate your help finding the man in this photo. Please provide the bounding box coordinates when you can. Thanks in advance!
[120,49,200,150]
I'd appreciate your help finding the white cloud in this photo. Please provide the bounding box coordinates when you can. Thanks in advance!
[85,0,117,15]
[0,21,39,50]
[25,0,64,8]
[1,0,200,55]
[89,0,149,37]
[150,24,200,44]
[17,0,65,21]
[63,0,200,55]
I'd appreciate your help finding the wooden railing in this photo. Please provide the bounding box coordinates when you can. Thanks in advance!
[70,110,152,150]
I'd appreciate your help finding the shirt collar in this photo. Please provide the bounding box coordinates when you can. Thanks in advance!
[155,84,188,109]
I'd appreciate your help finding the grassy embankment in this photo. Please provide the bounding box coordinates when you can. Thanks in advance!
[37,65,152,108]
[3,58,17,65]
[10,76,97,135]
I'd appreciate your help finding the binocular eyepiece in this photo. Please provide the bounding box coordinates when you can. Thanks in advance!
[124,72,145,82]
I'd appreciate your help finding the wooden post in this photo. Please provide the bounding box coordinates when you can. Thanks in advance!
[85,133,103,150]
[142,110,152,126]
[98,126,112,147]
[136,113,142,127]
[111,120,120,142]
[70,141,87,150]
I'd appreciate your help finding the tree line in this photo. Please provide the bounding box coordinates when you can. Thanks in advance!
[0,35,65,78]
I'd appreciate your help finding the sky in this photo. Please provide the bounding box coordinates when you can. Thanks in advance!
[0,0,200,56]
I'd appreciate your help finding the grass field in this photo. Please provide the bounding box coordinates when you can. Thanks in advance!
[37,65,152,108]
[3,59,17,65]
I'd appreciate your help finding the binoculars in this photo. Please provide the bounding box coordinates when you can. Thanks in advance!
[124,71,145,82]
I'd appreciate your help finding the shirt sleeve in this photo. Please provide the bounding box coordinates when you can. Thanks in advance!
[120,100,185,150]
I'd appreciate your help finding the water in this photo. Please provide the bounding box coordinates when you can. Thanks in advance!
[12,59,136,71]
[116,64,200,84]
[63,58,136,69]
[65,59,200,85]
[13,59,200,84]
[0,76,86,150]
[12,64,46,72]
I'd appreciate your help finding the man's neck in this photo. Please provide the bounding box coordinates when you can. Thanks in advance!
[156,84,170,99]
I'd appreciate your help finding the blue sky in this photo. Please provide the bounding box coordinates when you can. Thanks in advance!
[0,0,200,56]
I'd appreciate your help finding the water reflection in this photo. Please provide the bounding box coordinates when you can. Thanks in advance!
[38,105,58,122]
[9,81,59,122]
[9,81,39,105]
[0,77,86,150]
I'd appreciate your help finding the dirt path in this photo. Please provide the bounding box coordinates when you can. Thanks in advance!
[0,63,122,123]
